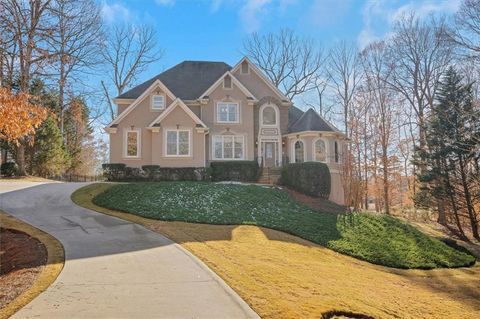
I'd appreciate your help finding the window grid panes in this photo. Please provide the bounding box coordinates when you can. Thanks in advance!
[126,131,138,157]
[315,139,326,162]
[152,95,165,109]
[295,141,304,163]
[213,135,244,159]
[166,130,190,156]
[217,102,239,123]
[262,106,276,125]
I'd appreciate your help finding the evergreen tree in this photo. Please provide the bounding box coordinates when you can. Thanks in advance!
[32,116,71,177]
[417,67,480,239]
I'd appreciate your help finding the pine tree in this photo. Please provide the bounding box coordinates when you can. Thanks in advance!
[418,67,480,239]
[32,116,71,177]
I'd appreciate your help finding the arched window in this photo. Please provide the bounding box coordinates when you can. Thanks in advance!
[262,106,276,125]
[294,140,304,163]
[314,139,327,162]
[334,141,339,163]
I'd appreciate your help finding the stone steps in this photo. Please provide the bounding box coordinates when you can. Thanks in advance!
[257,167,282,185]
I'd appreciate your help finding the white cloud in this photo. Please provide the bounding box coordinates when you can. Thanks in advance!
[155,0,175,6]
[101,1,130,23]
[239,0,272,33]
[308,0,352,27]
[357,0,462,49]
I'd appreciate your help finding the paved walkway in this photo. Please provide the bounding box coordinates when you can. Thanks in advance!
[0,182,259,319]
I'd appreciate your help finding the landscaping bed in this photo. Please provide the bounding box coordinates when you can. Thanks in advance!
[92,182,475,269]
[0,228,47,310]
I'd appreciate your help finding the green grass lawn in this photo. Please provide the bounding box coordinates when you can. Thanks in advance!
[92,182,476,269]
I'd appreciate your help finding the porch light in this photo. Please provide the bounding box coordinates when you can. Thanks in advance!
[130,125,135,130]
[176,124,180,129]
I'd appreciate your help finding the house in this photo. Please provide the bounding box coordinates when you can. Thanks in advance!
[105,58,346,204]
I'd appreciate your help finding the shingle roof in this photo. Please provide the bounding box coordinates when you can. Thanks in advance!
[116,61,232,100]
[288,107,338,133]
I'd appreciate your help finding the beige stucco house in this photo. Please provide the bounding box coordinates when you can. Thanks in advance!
[105,57,346,204]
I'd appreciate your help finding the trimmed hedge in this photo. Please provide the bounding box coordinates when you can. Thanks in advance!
[210,161,260,182]
[1,162,18,177]
[281,162,331,199]
[102,163,126,181]
[102,163,205,181]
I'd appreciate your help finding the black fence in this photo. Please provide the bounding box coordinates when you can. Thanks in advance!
[46,173,105,182]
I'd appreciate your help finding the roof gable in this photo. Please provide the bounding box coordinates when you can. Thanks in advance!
[117,61,231,100]
[199,71,258,101]
[231,57,289,102]
[148,98,207,128]
[109,79,176,126]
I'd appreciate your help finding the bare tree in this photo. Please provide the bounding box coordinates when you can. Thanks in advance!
[361,41,397,214]
[0,0,54,175]
[102,24,164,120]
[47,0,103,133]
[387,13,453,177]
[326,40,360,136]
[451,0,480,58]
[242,29,324,100]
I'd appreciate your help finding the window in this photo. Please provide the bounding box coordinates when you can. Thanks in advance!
[334,141,340,163]
[165,130,190,156]
[294,140,304,163]
[241,60,249,74]
[262,106,276,125]
[314,139,327,162]
[213,135,244,159]
[217,102,239,123]
[151,94,165,110]
[124,130,140,158]
[223,75,232,89]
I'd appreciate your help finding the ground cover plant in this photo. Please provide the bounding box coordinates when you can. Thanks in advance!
[92,182,475,269]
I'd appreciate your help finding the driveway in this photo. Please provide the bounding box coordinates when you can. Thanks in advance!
[0,182,259,319]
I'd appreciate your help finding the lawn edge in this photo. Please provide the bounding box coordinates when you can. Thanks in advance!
[0,211,65,319]
[74,183,476,270]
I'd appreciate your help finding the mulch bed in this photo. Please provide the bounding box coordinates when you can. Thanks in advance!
[0,228,47,310]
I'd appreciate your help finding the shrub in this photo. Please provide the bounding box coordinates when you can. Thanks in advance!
[281,162,331,199]
[210,161,260,182]
[1,162,18,177]
[103,163,205,181]
[102,163,126,181]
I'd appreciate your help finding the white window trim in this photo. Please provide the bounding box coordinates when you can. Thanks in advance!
[259,103,279,127]
[123,128,141,159]
[334,141,341,163]
[313,138,328,163]
[212,135,245,160]
[164,128,192,157]
[151,94,166,110]
[291,139,306,163]
[216,101,240,124]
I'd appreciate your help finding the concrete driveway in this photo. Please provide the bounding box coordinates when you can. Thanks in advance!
[0,182,259,319]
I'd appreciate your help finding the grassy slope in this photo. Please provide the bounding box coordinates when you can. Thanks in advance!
[93,182,475,269]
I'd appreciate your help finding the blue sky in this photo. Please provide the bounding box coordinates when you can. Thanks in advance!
[100,0,461,81]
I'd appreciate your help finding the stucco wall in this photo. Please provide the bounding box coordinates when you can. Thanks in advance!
[286,133,345,205]
[109,86,201,167]
[201,81,255,162]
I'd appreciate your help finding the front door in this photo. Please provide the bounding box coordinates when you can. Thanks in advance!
[263,142,276,167]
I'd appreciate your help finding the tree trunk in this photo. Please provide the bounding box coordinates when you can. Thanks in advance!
[458,155,479,239]
[16,143,26,176]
